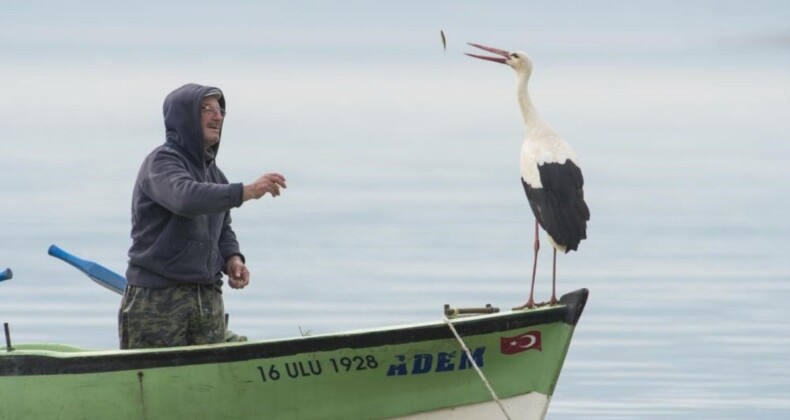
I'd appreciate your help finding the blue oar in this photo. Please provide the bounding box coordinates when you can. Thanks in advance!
[47,245,125,295]
[0,268,12,282]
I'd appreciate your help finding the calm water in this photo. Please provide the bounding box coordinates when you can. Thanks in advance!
[2,2,790,418]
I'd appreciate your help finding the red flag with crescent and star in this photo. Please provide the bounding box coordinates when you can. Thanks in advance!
[500,331,542,355]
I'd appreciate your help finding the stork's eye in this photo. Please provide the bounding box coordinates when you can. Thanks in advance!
[511,53,519,58]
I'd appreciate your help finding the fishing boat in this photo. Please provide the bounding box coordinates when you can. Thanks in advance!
[0,248,588,419]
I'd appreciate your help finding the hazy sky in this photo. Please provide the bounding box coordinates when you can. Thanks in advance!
[3,1,789,57]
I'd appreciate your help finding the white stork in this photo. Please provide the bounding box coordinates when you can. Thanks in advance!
[466,43,590,308]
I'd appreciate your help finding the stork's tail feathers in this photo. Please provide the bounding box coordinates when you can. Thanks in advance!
[539,190,588,253]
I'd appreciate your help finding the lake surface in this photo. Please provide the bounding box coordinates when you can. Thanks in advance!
[2,2,789,418]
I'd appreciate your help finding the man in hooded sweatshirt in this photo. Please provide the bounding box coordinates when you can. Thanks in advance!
[119,83,287,349]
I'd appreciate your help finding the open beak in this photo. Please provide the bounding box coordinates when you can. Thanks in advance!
[465,42,510,64]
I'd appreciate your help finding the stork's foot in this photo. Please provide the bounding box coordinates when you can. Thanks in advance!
[537,297,560,307]
[513,298,561,310]
[512,298,536,310]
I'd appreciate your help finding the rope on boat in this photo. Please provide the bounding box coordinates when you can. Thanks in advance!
[443,316,513,420]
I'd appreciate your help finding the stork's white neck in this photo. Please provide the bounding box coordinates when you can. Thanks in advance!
[515,74,544,137]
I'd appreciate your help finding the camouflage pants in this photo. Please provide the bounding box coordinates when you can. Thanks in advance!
[119,282,245,349]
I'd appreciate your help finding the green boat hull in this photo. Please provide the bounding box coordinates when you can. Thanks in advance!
[0,289,588,419]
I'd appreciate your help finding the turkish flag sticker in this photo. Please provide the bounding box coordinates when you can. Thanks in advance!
[500,331,542,355]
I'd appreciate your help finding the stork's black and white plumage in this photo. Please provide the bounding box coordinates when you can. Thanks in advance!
[466,43,590,308]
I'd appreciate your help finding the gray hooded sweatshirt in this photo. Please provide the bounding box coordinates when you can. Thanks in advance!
[126,83,244,288]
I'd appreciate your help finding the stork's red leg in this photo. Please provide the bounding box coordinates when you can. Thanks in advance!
[515,219,540,309]
[550,248,558,305]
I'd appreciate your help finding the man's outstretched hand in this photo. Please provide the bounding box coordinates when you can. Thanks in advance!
[243,173,287,201]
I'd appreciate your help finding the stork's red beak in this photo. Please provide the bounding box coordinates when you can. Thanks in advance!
[465,43,510,64]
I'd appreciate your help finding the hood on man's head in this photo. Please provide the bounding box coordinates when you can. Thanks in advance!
[163,84,226,119]
[163,83,226,166]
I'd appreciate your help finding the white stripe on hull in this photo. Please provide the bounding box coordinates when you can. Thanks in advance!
[392,392,550,420]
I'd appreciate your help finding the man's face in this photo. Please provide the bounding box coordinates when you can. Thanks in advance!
[201,96,224,149]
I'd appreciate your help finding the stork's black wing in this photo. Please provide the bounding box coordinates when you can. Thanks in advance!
[522,160,589,252]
